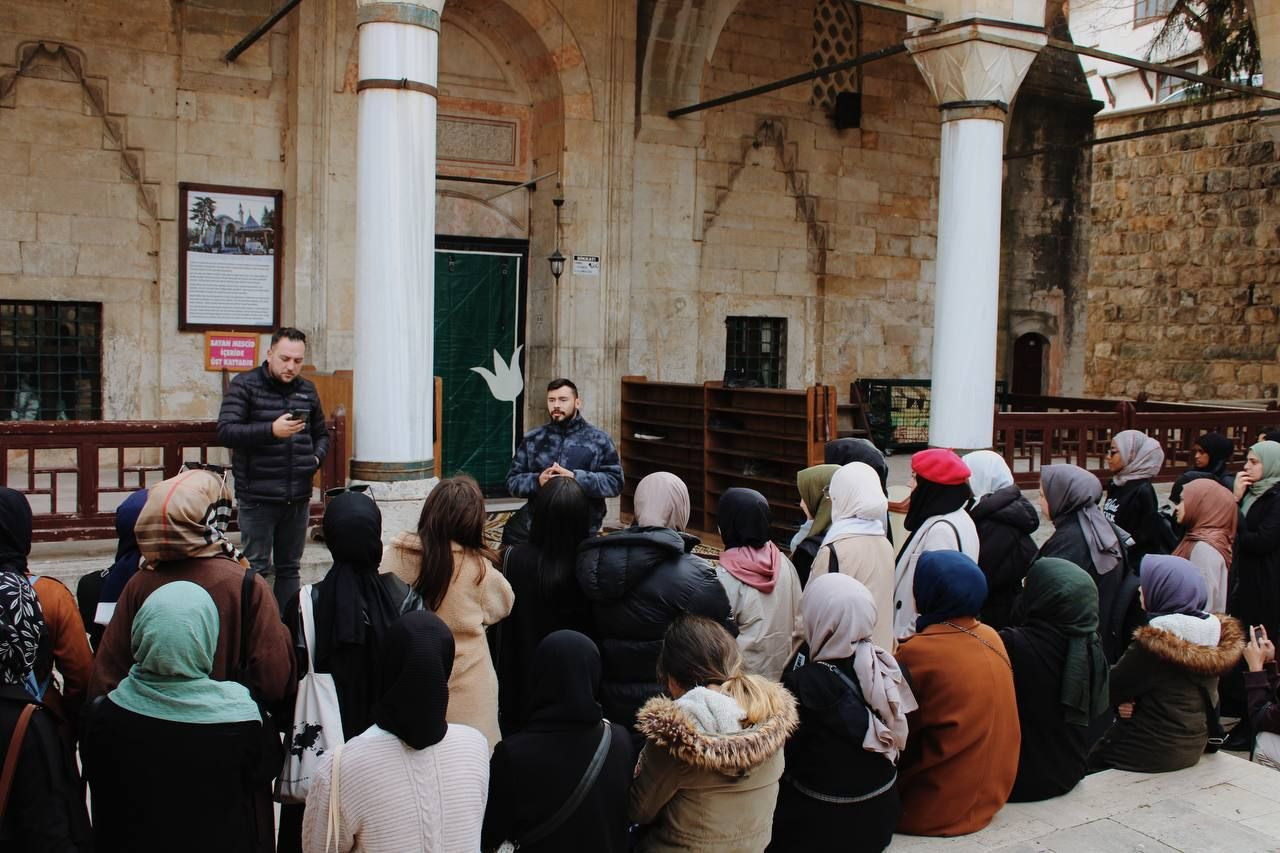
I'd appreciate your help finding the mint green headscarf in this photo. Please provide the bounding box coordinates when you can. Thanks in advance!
[109,581,260,725]
[1242,441,1280,515]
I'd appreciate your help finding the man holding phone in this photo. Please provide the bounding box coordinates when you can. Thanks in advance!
[217,327,329,612]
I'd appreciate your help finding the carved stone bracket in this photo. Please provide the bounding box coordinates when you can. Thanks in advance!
[905,22,1047,119]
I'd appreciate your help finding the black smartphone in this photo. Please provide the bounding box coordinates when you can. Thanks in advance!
[288,408,307,421]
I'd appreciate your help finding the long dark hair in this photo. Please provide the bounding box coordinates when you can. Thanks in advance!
[414,475,498,611]
[528,477,592,599]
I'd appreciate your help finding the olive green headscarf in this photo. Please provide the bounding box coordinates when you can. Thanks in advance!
[797,464,839,541]
[1242,441,1280,515]
[1016,558,1109,727]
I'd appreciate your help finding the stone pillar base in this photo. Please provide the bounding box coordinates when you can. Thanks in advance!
[351,477,438,544]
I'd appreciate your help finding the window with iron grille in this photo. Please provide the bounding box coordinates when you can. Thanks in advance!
[0,301,102,421]
[725,316,787,389]
[1133,0,1174,25]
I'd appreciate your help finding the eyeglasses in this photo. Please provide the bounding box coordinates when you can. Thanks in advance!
[325,484,373,501]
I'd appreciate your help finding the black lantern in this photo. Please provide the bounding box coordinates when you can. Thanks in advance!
[548,247,565,281]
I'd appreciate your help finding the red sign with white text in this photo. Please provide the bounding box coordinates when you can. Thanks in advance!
[204,332,259,372]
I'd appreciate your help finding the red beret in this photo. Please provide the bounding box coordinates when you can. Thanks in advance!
[911,448,971,486]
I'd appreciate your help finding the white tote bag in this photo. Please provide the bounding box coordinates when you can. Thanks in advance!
[275,585,344,804]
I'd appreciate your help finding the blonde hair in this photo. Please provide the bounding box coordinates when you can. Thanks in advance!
[657,615,785,726]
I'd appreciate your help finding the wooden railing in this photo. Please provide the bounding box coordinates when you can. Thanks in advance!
[0,408,347,542]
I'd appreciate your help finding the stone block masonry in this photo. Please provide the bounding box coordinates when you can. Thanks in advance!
[1085,97,1280,401]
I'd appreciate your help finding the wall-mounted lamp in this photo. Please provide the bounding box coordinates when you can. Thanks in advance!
[548,191,565,282]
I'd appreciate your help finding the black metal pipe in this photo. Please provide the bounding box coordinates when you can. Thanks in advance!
[225,0,306,63]
[667,42,907,118]
[437,175,526,187]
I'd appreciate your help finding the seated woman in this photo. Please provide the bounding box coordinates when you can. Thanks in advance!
[82,581,271,853]
[1169,431,1236,505]
[962,451,1039,630]
[1088,555,1245,774]
[789,464,839,586]
[302,611,490,852]
[998,558,1109,802]
[894,551,1019,837]
[1241,624,1280,769]
[824,438,893,544]
[630,615,797,853]
[483,631,635,853]
[770,573,915,853]
[1172,479,1237,613]
[714,488,803,680]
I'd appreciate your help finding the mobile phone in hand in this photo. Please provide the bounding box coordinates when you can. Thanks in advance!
[288,409,307,421]
[1252,625,1261,645]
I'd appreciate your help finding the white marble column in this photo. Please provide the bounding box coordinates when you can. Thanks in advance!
[906,22,1046,449]
[352,0,445,532]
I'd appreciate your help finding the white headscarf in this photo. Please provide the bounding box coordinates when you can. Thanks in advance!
[1111,430,1165,485]
[634,472,691,530]
[821,462,887,544]
[963,450,1015,503]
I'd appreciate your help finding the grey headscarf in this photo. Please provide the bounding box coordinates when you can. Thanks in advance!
[1111,430,1165,486]
[634,472,691,531]
[1041,464,1123,575]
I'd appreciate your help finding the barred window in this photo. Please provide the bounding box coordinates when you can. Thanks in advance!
[0,301,102,421]
[725,316,787,389]
[1134,0,1174,25]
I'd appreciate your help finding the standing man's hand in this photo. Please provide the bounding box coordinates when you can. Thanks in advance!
[548,463,576,480]
[538,466,558,487]
[272,413,306,439]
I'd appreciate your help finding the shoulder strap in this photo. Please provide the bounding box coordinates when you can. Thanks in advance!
[1196,683,1227,748]
[823,543,840,575]
[325,741,345,853]
[519,721,613,847]
[237,568,255,686]
[937,519,962,550]
[0,704,37,822]
[299,585,319,674]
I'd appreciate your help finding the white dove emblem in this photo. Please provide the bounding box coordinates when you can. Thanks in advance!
[471,345,524,402]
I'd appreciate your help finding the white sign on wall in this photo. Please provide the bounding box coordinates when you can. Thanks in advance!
[572,254,600,276]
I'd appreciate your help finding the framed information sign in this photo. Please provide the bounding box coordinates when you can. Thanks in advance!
[178,182,283,332]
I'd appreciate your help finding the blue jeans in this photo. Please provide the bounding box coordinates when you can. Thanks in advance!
[237,499,309,615]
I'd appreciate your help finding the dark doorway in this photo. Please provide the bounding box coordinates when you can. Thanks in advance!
[1011,333,1048,396]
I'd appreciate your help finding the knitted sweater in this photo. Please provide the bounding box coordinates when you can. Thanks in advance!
[301,724,489,853]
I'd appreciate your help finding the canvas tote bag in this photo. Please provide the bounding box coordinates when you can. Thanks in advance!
[276,584,344,803]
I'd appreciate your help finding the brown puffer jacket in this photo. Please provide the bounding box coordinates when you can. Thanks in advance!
[1089,614,1245,773]
[628,681,798,853]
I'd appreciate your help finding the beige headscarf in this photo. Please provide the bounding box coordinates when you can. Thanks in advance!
[135,470,246,568]
[1111,430,1165,485]
[633,472,691,530]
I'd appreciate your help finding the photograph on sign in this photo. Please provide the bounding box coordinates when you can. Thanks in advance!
[572,254,600,276]
[178,183,283,332]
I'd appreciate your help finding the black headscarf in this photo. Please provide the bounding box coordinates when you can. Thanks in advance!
[313,492,401,671]
[1195,432,1233,476]
[903,475,971,533]
[525,630,603,732]
[0,488,33,574]
[373,610,455,749]
[825,438,889,495]
[717,488,771,549]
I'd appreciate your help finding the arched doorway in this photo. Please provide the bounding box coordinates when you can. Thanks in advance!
[1011,333,1049,396]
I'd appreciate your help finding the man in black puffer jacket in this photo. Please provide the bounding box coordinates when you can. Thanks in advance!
[217,327,328,612]
[576,525,735,737]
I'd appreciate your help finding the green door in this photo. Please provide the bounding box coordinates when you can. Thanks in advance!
[433,248,525,493]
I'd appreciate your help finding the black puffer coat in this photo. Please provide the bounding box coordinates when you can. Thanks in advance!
[575,527,735,731]
[967,485,1039,630]
[216,363,329,504]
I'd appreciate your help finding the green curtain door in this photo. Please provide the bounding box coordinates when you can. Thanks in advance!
[433,249,524,492]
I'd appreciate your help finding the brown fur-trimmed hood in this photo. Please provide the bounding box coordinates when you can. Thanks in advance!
[1131,614,1245,676]
[634,682,798,775]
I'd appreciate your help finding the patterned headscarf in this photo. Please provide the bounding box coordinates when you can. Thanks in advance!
[0,573,43,687]
[135,470,245,568]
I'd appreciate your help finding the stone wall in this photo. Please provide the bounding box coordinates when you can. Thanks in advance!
[1085,96,1280,401]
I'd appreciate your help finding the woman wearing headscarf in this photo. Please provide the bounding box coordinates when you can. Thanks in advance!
[1169,432,1236,505]
[1229,441,1280,646]
[1088,555,1245,773]
[0,573,91,853]
[301,611,491,852]
[998,559,1109,801]
[892,449,980,642]
[789,464,839,586]
[82,581,271,852]
[808,462,896,650]
[630,615,797,852]
[894,551,1019,836]
[0,487,93,748]
[87,469,295,853]
[483,631,635,853]
[714,488,802,679]
[1172,479,1237,613]
[963,451,1039,630]
[825,438,893,544]
[769,574,914,853]
[576,472,734,733]
[277,491,422,853]
[497,477,594,734]
[77,487,148,651]
[1103,430,1169,562]
[1037,464,1134,662]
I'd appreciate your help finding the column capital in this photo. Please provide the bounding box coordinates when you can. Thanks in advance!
[356,0,445,31]
[905,21,1046,116]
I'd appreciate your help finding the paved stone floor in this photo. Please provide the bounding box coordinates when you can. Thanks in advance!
[891,752,1280,852]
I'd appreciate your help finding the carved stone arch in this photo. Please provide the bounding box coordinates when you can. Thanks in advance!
[0,41,160,226]
[638,0,743,118]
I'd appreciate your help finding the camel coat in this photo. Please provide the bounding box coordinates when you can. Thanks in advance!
[809,534,896,651]
[384,534,514,752]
